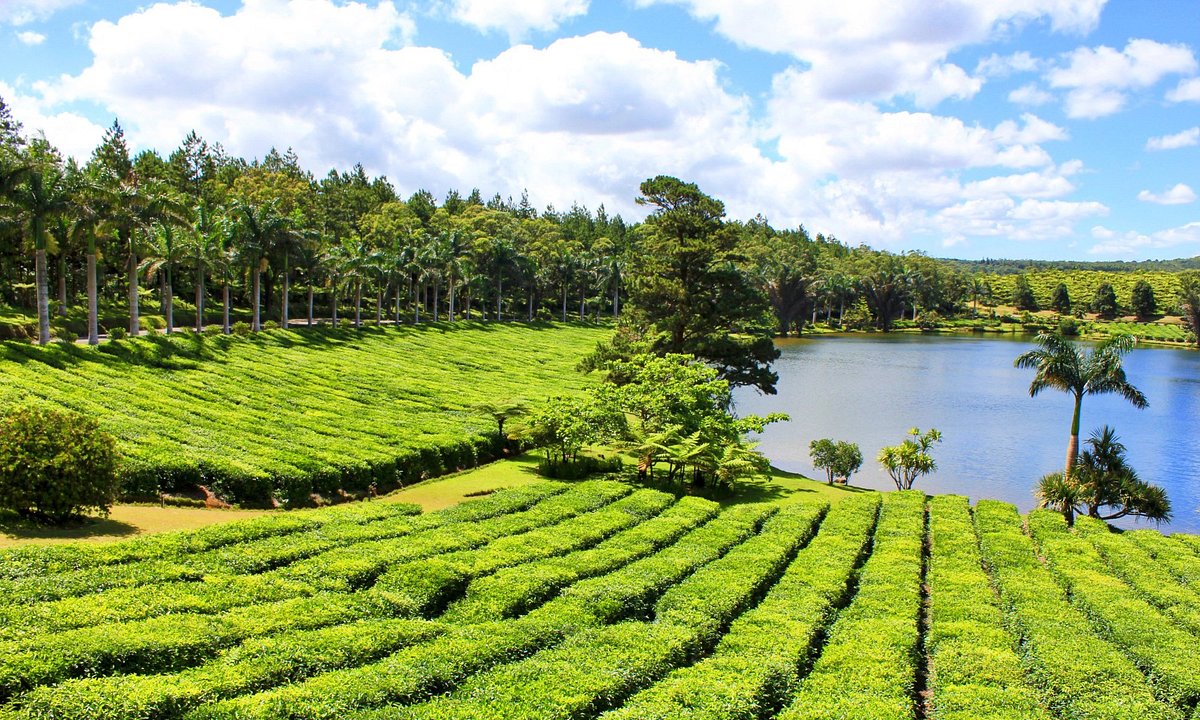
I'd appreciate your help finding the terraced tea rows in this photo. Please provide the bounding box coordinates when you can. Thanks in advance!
[2,481,1200,719]
[0,322,609,503]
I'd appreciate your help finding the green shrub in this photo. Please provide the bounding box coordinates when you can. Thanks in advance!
[262,320,281,330]
[107,326,127,340]
[1058,316,1080,336]
[0,406,121,523]
[231,321,251,336]
[201,324,223,336]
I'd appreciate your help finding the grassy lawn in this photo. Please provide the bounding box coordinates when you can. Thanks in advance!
[0,504,269,549]
[0,454,868,548]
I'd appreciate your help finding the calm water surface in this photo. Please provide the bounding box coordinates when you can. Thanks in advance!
[733,334,1200,534]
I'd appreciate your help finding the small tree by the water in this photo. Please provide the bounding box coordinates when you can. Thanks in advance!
[1130,280,1157,321]
[809,439,863,485]
[878,427,942,490]
[1051,282,1071,314]
[1011,275,1038,311]
[1091,282,1119,319]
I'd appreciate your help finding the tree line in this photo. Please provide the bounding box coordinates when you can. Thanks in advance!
[3,95,1199,357]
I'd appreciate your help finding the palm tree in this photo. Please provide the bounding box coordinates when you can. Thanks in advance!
[10,142,70,345]
[1037,426,1171,524]
[1014,333,1148,479]
[140,221,189,333]
[234,199,291,332]
[182,201,225,331]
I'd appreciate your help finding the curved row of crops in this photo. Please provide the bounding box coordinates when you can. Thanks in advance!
[0,322,609,504]
[1,481,1199,719]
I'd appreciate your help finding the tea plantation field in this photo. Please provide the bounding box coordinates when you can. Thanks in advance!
[1,480,1198,719]
[0,322,609,504]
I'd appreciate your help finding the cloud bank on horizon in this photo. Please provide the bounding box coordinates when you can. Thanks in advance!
[2,0,1197,260]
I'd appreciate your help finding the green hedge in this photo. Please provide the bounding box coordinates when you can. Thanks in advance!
[925,496,1048,720]
[1074,517,1200,636]
[1124,529,1200,589]
[1028,510,1200,709]
[443,495,720,623]
[604,493,880,720]
[974,501,1178,720]
[190,504,775,720]
[13,618,445,720]
[777,490,926,720]
[370,503,827,720]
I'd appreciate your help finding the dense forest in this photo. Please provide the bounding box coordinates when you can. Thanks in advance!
[3,95,1199,353]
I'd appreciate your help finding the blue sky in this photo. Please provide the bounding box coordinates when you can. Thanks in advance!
[2,0,1198,260]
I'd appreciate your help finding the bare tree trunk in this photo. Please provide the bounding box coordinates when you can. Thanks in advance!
[354,280,362,329]
[128,248,139,335]
[164,273,174,334]
[1065,393,1083,479]
[613,283,619,318]
[281,271,289,329]
[251,268,261,332]
[561,284,567,322]
[87,253,99,345]
[35,248,50,345]
[433,281,440,322]
[222,284,231,334]
[496,276,503,321]
[307,285,314,327]
[195,266,205,331]
[376,284,383,325]
[57,253,68,317]
[579,287,585,320]
[332,286,339,328]
[528,286,534,322]
[448,276,455,321]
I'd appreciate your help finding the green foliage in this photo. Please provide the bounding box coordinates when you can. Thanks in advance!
[877,427,941,490]
[0,406,121,523]
[1050,282,1071,314]
[230,320,251,335]
[1057,316,1079,336]
[1091,282,1120,318]
[974,501,1176,719]
[1178,271,1200,347]
[0,324,606,504]
[1039,426,1171,523]
[1130,279,1157,319]
[808,438,862,484]
[1011,273,1038,311]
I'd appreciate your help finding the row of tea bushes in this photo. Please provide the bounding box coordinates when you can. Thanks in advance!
[1027,510,1200,710]
[776,491,926,720]
[974,501,1178,720]
[193,504,777,720]
[604,493,880,720]
[0,323,607,503]
[377,503,827,720]
[924,496,1048,720]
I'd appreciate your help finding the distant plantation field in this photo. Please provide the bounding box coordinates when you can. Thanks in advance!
[0,322,609,505]
[0,482,1197,719]
[985,269,1184,314]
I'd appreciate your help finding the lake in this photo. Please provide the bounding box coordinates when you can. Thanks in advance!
[733,333,1200,534]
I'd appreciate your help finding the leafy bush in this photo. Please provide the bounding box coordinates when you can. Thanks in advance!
[231,321,251,336]
[1058,316,1079,336]
[262,320,281,330]
[107,326,127,340]
[0,406,121,523]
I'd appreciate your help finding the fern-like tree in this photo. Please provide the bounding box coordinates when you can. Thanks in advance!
[878,427,941,490]
[1011,274,1038,311]
[10,140,70,345]
[1091,282,1119,319]
[1014,332,1147,479]
[1036,426,1171,525]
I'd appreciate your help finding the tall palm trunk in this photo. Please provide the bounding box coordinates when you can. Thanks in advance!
[87,251,99,345]
[354,280,362,329]
[496,275,503,321]
[561,284,567,322]
[163,267,174,334]
[57,254,68,317]
[613,283,619,318]
[222,284,231,334]
[128,242,139,335]
[1066,391,1083,479]
[281,264,289,330]
[433,281,440,322]
[579,286,585,320]
[35,247,50,345]
[376,283,383,325]
[251,266,262,332]
[448,275,455,321]
[195,265,205,332]
[528,285,534,321]
[307,285,314,327]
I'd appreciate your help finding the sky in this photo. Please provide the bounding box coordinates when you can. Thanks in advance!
[1,0,1198,261]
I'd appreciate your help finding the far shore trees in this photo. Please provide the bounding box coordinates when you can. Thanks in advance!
[1014,332,1147,480]
[1179,271,1200,347]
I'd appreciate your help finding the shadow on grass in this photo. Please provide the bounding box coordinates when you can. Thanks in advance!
[0,511,140,542]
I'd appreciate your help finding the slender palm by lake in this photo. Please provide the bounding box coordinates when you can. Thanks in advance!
[733,334,1200,533]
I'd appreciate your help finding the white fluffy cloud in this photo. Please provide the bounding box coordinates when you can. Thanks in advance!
[1146,127,1199,151]
[0,0,81,26]
[1137,183,1197,205]
[10,0,1121,255]
[16,30,44,45]
[443,0,588,39]
[0,81,105,160]
[636,0,1104,106]
[1167,77,1200,103]
[1047,39,1198,118]
[1090,222,1200,255]
[1008,83,1053,105]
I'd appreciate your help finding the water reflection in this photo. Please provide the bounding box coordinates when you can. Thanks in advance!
[733,334,1200,533]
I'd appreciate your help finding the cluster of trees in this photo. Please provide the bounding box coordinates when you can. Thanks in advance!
[1015,277,1160,320]
[1015,333,1170,524]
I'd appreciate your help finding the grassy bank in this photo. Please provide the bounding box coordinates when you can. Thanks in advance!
[0,322,611,505]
